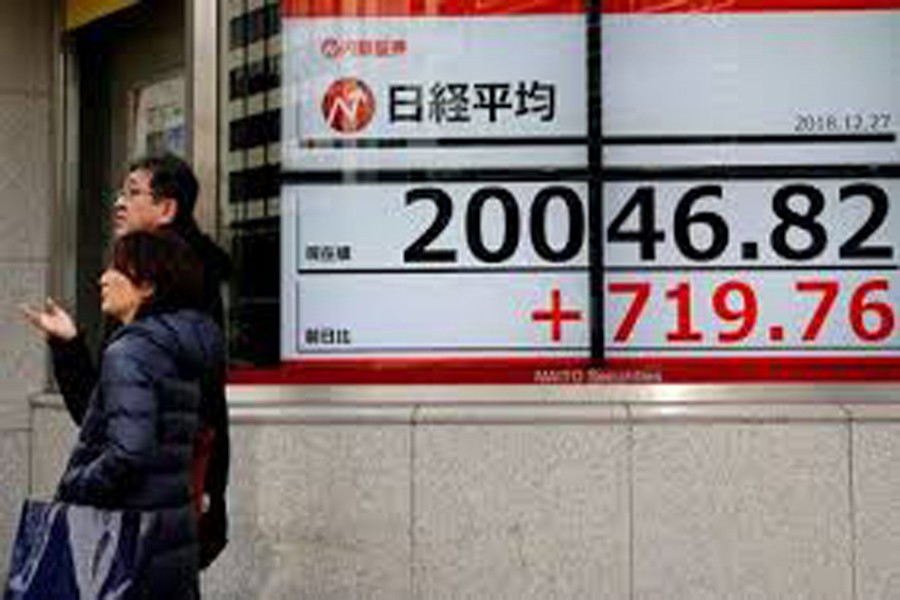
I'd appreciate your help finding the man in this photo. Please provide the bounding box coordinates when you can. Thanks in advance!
[23,154,231,570]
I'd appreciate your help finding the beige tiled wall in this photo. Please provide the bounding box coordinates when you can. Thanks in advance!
[0,0,55,577]
[0,0,52,96]
[0,265,49,396]
[413,405,630,600]
[852,417,900,600]
[0,429,29,575]
[34,399,900,599]
[0,0,54,406]
[28,397,76,499]
[202,415,413,600]
[632,423,851,600]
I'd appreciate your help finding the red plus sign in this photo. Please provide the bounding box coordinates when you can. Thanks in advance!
[531,288,582,342]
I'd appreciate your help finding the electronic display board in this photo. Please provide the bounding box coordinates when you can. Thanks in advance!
[280,0,899,380]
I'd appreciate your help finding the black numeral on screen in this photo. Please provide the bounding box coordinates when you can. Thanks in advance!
[606,186,665,260]
[607,183,893,263]
[531,186,585,263]
[404,185,586,264]
[466,187,520,263]
[839,183,893,259]
[673,185,729,261]
[770,184,828,261]
[404,188,457,263]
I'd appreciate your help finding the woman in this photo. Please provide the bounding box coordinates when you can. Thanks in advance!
[23,230,224,599]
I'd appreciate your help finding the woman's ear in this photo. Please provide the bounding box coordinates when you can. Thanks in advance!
[137,282,155,304]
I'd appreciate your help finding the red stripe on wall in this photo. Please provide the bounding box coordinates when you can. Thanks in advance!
[282,0,584,17]
[282,0,898,16]
[603,0,900,12]
[229,356,900,385]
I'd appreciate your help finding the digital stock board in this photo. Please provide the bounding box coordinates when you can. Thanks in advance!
[278,0,899,382]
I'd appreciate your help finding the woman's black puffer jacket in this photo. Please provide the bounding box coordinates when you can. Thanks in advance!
[55,309,224,600]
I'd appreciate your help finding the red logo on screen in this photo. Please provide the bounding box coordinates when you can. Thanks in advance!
[320,37,407,59]
[322,78,376,133]
[321,38,342,58]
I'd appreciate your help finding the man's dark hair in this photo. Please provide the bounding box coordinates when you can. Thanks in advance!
[110,230,205,317]
[129,153,199,226]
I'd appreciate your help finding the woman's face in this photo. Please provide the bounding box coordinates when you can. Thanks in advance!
[99,267,153,324]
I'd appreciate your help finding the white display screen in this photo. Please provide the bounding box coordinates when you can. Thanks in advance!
[280,2,899,376]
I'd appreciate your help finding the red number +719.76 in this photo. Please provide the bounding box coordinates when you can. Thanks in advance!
[609,279,895,344]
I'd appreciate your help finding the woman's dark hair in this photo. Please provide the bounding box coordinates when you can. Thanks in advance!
[110,230,205,316]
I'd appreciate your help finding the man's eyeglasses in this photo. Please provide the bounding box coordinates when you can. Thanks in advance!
[115,188,154,202]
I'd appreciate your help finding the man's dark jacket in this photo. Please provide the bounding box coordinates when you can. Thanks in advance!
[56,309,224,598]
[50,221,232,568]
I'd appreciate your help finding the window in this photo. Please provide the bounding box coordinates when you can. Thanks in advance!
[221,0,282,366]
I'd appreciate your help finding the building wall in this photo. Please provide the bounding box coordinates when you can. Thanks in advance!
[28,394,900,600]
[0,0,55,575]
[9,2,900,597]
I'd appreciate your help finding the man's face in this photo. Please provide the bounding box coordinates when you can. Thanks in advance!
[112,169,175,237]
